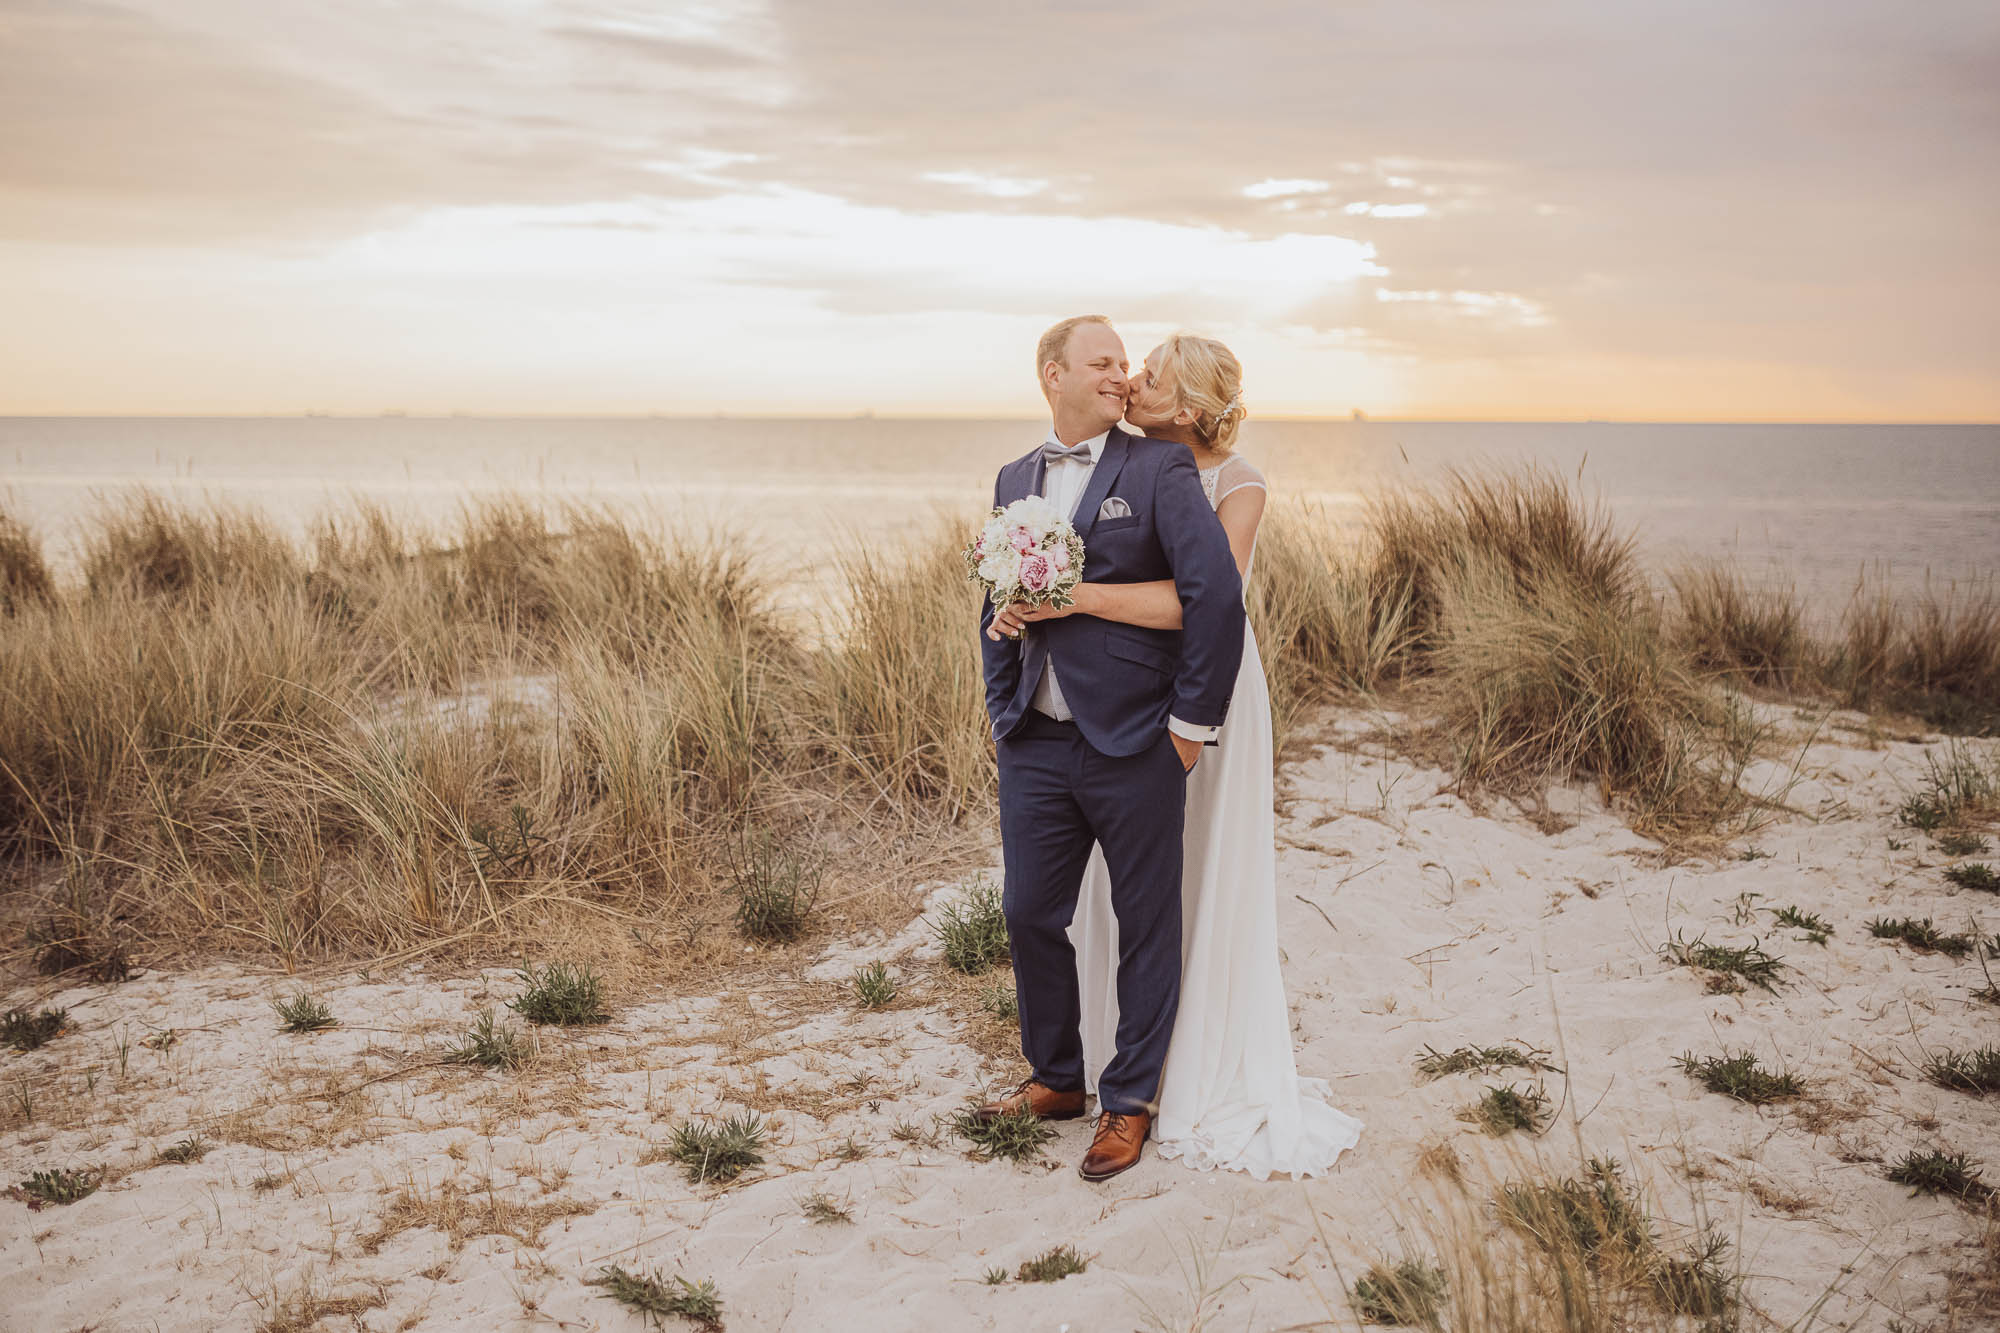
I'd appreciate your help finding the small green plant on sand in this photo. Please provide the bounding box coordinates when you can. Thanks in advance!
[507,961,610,1025]
[1414,1041,1553,1081]
[1920,1046,2000,1095]
[1674,1049,1804,1104]
[273,992,336,1034]
[1353,1256,1449,1326]
[12,1166,102,1207]
[1885,1148,1993,1203]
[157,1136,210,1165]
[951,1104,1056,1162]
[1944,863,1998,893]
[728,831,822,943]
[1458,1083,1550,1136]
[1868,917,1978,957]
[587,1265,723,1331]
[443,1009,532,1069]
[1938,832,1990,857]
[1769,904,1833,945]
[1015,1245,1088,1283]
[797,1189,852,1224]
[934,877,1009,974]
[668,1112,766,1185]
[1658,931,1788,992]
[978,981,1018,1024]
[852,961,898,1009]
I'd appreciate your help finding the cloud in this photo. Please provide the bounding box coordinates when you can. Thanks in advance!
[0,0,1994,413]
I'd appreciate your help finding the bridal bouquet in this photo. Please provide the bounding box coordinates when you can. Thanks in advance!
[964,496,1086,610]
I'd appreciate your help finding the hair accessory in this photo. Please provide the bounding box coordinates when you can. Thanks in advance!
[1218,394,1241,419]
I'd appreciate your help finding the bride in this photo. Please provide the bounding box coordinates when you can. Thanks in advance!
[998,334,1363,1179]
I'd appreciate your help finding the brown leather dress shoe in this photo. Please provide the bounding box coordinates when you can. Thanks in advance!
[972,1077,1087,1125]
[1078,1110,1150,1181]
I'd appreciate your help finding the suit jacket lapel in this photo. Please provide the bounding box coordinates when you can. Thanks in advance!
[1070,426,1131,539]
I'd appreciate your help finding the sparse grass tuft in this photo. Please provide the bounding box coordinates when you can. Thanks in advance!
[507,961,610,1025]
[1940,832,1992,857]
[1921,1047,2000,1095]
[1496,1156,1654,1265]
[1651,1228,1738,1319]
[797,1189,852,1224]
[1,1007,67,1051]
[727,830,822,943]
[1015,1245,1088,1283]
[1769,904,1833,945]
[982,1266,1009,1285]
[1944,863,1999,893]
[1674,1049,1805,1103]
[12,1166,102,1207]
[1670,560,1808,689]
[668,1112,766,1185]
[1657,931,1789,992]
[1868,916,1976,957]
[852,961,898,1009]
[1886,1148,1993,1203]
[832,1135,868,1162]
[1457,1083,1550,1136]
[443,1009,533,1069]
[588,1264,724,1331]
[1353,1256,1450,1326]
[272,991,336,1034]
[933,877,1009,974]
[0,509,54,616]
[1413,1041,1552,1081]
[977,981,1018,1024]
[157,1135,211,1165]
[890,1117,940,1148]
[951,1104,1057,1162]
[1898,740,1999,829]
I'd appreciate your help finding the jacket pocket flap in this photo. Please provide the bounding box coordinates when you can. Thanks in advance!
[1103,635,1173,674]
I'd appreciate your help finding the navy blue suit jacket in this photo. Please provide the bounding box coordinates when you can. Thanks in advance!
[980,425,1246,757]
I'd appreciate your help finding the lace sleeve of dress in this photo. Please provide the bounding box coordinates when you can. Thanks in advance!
[1213,455,1267,508]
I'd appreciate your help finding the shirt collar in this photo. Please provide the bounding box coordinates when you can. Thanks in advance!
[1043,424,1113,462]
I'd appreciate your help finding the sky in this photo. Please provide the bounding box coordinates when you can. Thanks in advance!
[1,0,1996,420]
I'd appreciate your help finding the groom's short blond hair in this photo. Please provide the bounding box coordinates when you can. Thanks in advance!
[1036,315,1113,384]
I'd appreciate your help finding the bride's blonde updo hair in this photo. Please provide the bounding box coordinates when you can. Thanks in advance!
[1151,334,1246,453]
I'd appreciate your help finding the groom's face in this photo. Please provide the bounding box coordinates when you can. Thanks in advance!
[1047,322,1130,434]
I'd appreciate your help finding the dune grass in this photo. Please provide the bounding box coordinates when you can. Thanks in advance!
[0,474,1990,970]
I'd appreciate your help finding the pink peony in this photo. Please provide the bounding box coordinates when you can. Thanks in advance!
[1017,552,1053,593]
[1047,542,1071,573]
[1009,526,1035,553]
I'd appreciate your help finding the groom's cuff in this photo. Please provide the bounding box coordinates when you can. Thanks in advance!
[1167,715,1220,744]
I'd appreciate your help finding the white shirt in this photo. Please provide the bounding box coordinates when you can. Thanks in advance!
[1029,425,1219,744]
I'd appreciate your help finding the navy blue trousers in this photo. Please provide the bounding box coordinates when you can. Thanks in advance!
[996,710,1188,1116]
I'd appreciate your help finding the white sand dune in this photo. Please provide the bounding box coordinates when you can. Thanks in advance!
[4,706,1995,1331]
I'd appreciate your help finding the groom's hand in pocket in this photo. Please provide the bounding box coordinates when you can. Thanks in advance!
[1170,732,1202,772]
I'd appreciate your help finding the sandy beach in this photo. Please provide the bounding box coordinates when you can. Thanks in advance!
[5,700,1995,1331]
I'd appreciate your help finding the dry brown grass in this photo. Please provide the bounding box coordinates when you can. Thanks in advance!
[1316,1144,1751,1333]
[1,472,1990,970]
[360,1173,594,1254]
[0,509,54,616]
[1669,560,1810,690]
[1833,572,2000,734]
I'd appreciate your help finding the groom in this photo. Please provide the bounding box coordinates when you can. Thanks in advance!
[975,315,1244,1181]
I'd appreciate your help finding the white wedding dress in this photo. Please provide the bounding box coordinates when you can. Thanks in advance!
[1069,454,1364,1179]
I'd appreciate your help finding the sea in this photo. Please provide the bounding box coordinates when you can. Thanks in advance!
[3,417,1996,624]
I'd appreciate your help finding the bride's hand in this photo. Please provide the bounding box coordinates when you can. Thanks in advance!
[985,586,1095,641]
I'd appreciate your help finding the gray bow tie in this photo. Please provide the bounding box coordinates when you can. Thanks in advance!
[1040,440,1094,465]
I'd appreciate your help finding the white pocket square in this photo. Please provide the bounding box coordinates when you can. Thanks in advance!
[1098,497,1132,520]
